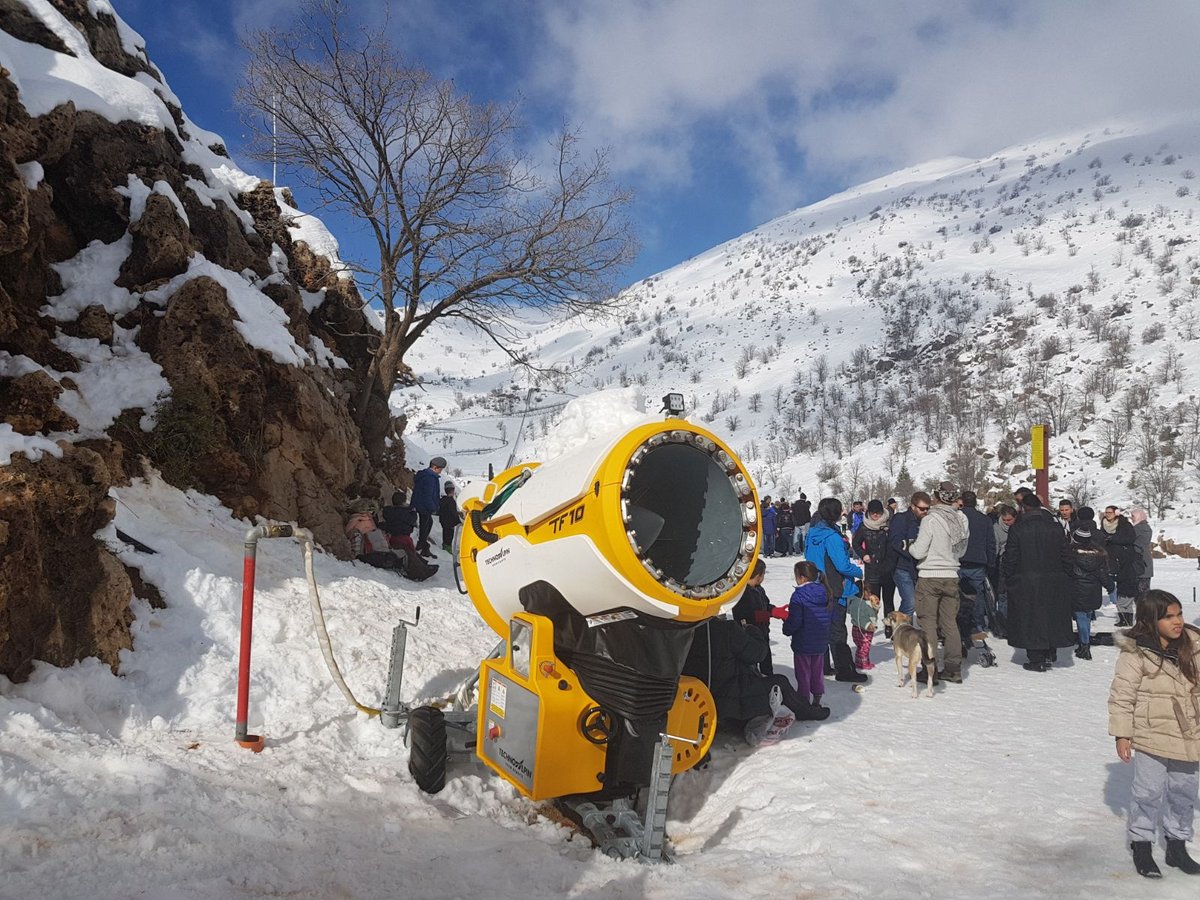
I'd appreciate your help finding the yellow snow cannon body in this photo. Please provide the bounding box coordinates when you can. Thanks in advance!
[459,415,760,802]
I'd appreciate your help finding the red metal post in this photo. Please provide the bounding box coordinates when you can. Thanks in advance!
[233,523,292,751]
[234,537,264,751]
[234,551,256,741]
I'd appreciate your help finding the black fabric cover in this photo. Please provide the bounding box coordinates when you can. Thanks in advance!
[518,581,698,723]
[518,581,701,792]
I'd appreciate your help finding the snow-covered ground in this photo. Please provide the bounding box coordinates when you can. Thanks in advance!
[3,460,1200,899]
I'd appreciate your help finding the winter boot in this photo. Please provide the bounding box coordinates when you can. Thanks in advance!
[798,696,831,721]
[1131,841,1162,878]
[832,643,867,682]
[1074,643,1092,661]
[1166,838,1200,874]
[852,627,874,670]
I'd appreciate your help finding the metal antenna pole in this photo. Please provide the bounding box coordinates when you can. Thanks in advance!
[505,387,536,470]
[271,94,277,185]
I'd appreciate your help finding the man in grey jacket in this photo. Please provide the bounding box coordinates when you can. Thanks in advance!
[910,481,970,683]
[1130,508,1154,596]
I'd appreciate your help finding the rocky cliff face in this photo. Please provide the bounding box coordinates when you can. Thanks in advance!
[0,0,397,681]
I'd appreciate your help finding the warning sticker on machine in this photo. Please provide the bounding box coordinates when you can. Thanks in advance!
[489,680,507,717]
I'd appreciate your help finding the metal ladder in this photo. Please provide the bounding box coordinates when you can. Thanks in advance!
[571,735,676,862]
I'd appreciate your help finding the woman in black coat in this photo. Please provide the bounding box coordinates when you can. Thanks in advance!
[1066,526,1106,660]
[1002,494,1075,671]
[851,501,895,597]
[1100,508,1142,626]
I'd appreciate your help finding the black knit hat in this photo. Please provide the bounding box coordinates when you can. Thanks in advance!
[1077,506,1095,522]
[1072,526,1093,542]
[867,499,885,514]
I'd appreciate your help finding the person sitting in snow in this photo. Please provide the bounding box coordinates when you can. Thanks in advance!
[345,510,404,570]
[681,613,829,747]
[346,503,438,581]
[381,490,419,552]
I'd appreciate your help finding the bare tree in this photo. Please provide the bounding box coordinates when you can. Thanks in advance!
[945,435,985,492]
[843,457,866,501]
[815,459,841,486]
[1097,417,1126,466]
[1037,382,1080,434]
[1062,474,1097,508]
[1132,454,1182,517]
[238,1,637,424]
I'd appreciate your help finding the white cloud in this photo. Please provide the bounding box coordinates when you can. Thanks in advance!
[529,0,1200,219]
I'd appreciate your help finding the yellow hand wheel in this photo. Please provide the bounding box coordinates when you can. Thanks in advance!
[665,675,716,773]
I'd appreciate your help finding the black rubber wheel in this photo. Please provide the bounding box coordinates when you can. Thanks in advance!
[407,706,448,794]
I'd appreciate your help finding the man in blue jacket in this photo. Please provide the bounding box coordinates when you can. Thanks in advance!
[412,456,446,557]
[889,492,929,618]
[761,496,777,557]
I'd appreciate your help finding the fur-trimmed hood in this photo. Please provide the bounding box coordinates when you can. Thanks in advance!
[1115,626,1200,657]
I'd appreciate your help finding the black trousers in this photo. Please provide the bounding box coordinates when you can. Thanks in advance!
[747,623,774,676]
[828,605,855,675]
[416,510,434,552]
[871,578,897,617]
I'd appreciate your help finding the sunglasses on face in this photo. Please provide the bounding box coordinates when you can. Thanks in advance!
[914,505,930,512]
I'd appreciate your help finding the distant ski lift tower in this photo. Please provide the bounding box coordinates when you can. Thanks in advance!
[1031,423,1050,506]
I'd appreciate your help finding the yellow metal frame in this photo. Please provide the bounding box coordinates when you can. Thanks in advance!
[476,614,716,800]
[477,613,606,800]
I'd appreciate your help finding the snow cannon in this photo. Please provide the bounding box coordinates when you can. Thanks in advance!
[457,413,760,803]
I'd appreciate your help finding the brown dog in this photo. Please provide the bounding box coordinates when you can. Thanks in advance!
[885,611,936,698]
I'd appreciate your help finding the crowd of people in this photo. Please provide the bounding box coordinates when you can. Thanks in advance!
[743,484,1160,682]
[701,482,1199,879]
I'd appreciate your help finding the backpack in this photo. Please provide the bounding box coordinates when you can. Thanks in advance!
[399,547,438,582]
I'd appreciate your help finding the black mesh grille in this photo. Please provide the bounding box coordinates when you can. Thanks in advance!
[566,652,678,721]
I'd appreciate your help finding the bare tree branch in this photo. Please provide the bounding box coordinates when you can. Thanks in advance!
[237,0,637,425]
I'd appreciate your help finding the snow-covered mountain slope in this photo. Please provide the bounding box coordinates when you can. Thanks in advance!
[395,117,1200,545]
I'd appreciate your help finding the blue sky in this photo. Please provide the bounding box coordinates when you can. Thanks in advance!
[112,0,1200,288]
